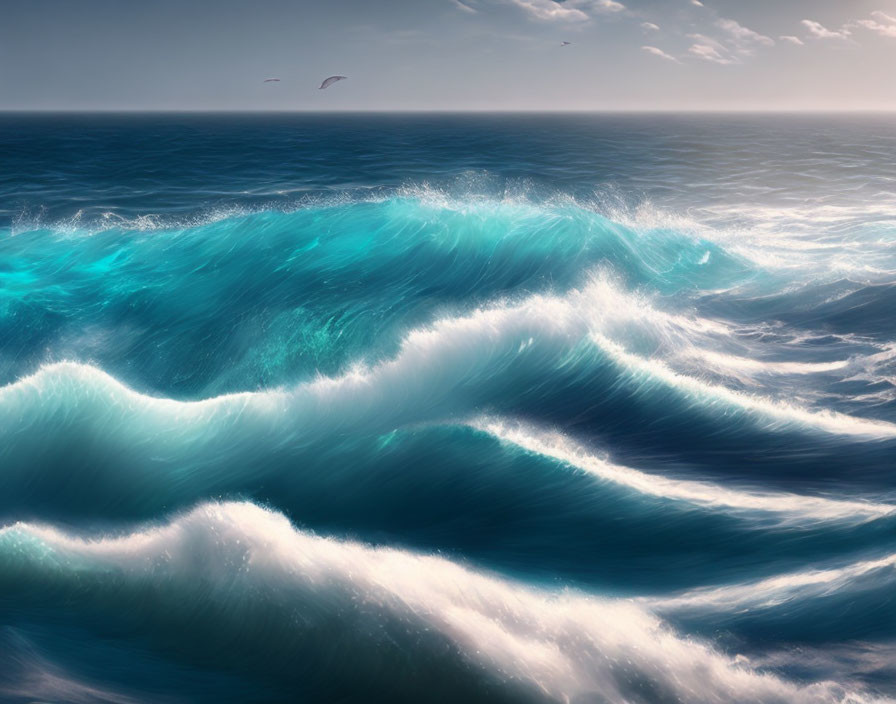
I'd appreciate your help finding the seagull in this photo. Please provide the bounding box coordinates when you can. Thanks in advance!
[561,41,572,46]
[319,75,347,90]
[263,78,281,82]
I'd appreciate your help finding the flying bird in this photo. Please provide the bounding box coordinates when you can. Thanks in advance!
[263,78,281,83]
[561,41,572,46]
[319,75,348,90]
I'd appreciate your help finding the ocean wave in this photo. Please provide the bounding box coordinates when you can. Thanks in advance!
[0,501,888,704]
[1,399,888,588]
[10,204,258,237]
[643,547,896,647]
[4,271,896,527]
[588,331,896,438]
[470,418,895,524]
[3,274,893,447]
[10,181,896,297]
[4,192,742,302]
[8,191,894,403]
[611,200,896,284]
[647,551,896,616]
[1,191,748,394]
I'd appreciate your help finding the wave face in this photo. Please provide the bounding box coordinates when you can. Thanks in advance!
[3,113,896,702]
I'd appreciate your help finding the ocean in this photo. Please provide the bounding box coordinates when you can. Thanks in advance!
[1,113,895,703]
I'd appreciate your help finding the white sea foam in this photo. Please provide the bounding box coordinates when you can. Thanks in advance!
[696,350,849,376]
[610,199,896,282]
[592,330,896,437]
[1,501,888,704]
[647,552,896,614]
[12,186,896,287]
[471,418,894,524]
[10,205,256,237]
[2,274,895,446]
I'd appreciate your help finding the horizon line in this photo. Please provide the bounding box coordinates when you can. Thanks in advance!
[4,108,896,115]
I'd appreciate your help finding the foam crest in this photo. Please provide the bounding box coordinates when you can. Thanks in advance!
[648,552,896,615]
[12,188,896,292]
[471,419,894,524]
[10,205,256,237]
[590,331,896,438]
[0,502,886,704]
[9,189,573,238]
[328,274,896,439]
[610,199,896,283]
[3,274,896,452]
[8,191,395,237]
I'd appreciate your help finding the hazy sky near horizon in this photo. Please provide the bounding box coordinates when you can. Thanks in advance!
[2,0,896,110]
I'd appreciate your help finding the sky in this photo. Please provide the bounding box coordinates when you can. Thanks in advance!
[2,0,895,110]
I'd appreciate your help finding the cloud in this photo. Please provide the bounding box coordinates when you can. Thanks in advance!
[779,35,804,45]
[678,18,774,67]
[685,20,773,66]
[688,37,734,64]
[801,19,851,40]
[504,0,624,22]
[642,45,679,62]
[593,0,625,11]
[855,11,896,38]
[716,18,774,48]
[450,0,478,13]
[507,0,588,21]
[641,21,660,31]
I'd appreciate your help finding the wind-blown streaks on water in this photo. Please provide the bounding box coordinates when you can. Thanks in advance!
[2,114,896,703]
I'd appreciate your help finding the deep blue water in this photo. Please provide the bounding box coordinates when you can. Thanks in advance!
[2,113,896,703]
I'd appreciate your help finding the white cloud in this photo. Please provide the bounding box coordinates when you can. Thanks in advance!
[686,23,773,66]
[593,0,625,11]
[505,0,624,22]
[641,21,660,31]
[516,0,584,20]
[642,45,679,62]
[801,19,851,40]
[716,18,774,48]
[779,35,804,45]
[688,41,733,64]
[507,0,588,21]
[451,0,478,13]
[679,18,774,67]
[856,11,896,38]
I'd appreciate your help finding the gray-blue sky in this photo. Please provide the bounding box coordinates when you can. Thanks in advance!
[2,0,895,110]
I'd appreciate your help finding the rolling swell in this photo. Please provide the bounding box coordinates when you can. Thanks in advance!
[3,279,896,592]
[646,550,896,647]
[0,195,745,394]
[0,404,892,589]
[3,274,895,489]
[0,502,887,704]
